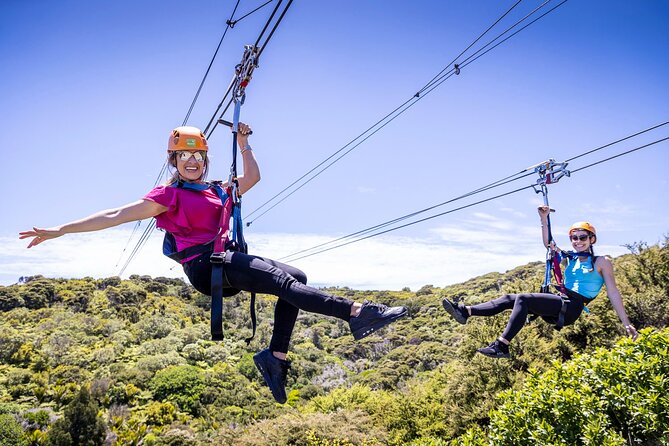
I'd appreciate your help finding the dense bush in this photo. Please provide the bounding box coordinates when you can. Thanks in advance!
[453,329,669,445]
[0,242,666,445]
[149,365,206,416]
[46,387,106,446]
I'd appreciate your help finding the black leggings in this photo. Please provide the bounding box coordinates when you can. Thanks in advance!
[183,251,354,353]
[469,293,584,342]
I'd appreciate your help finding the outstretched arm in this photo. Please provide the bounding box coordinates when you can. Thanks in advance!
[598,257,638,340]
[19,199,167,248]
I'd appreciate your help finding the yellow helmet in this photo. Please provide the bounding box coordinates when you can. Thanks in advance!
[167,126,208,152]
[569,221,596,236]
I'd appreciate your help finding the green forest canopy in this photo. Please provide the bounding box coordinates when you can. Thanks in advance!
[0,240,667,445]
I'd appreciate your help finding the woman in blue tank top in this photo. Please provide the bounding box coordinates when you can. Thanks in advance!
[442,205,638,358]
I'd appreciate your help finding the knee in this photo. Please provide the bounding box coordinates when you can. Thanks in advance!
[514,294,533,306]
[293,270,308,285]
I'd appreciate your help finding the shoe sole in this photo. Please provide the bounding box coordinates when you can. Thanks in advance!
[442,299,467,324]
[476,349,510,359]
[253,354,288,404]
[352,307,408,340]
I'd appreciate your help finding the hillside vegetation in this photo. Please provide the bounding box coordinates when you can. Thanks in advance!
[0,240,667,445]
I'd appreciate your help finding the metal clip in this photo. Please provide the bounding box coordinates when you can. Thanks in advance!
[531,159,570,187]
[210,252,226,264]
[233,45,260,101]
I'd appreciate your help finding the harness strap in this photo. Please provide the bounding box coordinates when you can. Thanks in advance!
[210,253,226,341]
[166,239,214,262]
[554,294,569,330]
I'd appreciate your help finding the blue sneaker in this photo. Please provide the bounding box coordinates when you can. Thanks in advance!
[442,299,468,324]
[476,340,510,359]
[349,300,408,340]
[253,349,291,403]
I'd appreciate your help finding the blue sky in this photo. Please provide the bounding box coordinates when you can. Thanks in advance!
[2,0,668,289]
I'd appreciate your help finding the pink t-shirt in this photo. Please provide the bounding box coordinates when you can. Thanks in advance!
[143,185,227,255]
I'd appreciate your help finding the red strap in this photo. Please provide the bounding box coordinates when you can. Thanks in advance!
[213,187,234,253]
[551,254,567,294]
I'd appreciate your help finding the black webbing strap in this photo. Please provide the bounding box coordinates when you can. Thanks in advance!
[167,240,214,262]
[208,250,257,344]
[245,292,256,344]
[210,252,226,341]
[554,296,569,330]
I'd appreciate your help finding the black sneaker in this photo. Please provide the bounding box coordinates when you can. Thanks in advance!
[442,299,468,324]
[253,349,291,403]
[476,340,510,359]
[349,300,408,340]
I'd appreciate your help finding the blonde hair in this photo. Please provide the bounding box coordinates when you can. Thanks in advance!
[164,152,210,185]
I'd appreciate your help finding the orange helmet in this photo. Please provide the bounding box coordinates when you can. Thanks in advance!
[569,221,596,236]
[167,126,208,152]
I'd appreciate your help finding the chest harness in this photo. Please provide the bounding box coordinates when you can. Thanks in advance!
[163,45,259,343]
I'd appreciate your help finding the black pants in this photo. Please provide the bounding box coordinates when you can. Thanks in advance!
[183,251,354,353]
[469,293,584,342]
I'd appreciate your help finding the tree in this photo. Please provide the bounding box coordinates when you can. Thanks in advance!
[0,413,27,446]
[46,387,106,446]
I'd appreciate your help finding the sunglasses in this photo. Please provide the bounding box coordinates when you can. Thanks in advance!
[570,234,592,242]
[176,151,206,162]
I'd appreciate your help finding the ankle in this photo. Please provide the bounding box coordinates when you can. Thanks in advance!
[273,351,287,361]
[498,337,510,345]
[350,302,362,317]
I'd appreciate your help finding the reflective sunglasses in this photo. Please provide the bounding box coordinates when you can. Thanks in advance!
[570,234,591,242]
[176,150,206,162]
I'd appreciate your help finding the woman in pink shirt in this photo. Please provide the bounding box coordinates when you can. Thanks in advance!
[20,124,407,403]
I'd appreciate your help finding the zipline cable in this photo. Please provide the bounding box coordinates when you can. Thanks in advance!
[279,132,668,263]
[285,184,536,262]
[419,0,562,95]
[183,0,241,126]
[417,0,524,96]
[205,0,294,140]
[570,136,669,174]
[279,170,536,261]
[565,120,669,163]
[245,0,565,225]
[227,0,274,28]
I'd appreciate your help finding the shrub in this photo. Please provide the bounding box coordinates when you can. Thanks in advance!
[149,365,206,416]
[486,329,669,445]
[0,413,26,446]
[46,386,106,446]
[0,286,24,310]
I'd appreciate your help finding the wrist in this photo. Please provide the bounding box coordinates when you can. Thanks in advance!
[241,144,252,154]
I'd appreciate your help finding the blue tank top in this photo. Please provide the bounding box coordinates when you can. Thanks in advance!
[563,255,604,299]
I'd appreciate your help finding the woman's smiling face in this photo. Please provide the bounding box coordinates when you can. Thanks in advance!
[175,150,207,181]
[569,230,594,252]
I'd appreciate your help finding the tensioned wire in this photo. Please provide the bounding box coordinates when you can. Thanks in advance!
[278,127,668,263]
[117,0,294,276]
[278,123,667,260]
[204,0,294,140]
[244,0,568,225]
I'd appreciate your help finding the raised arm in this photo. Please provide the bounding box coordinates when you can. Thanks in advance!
[231,122,260,195]
[19,199,167,248]
[598,256,638,340]
[538,205,559,251]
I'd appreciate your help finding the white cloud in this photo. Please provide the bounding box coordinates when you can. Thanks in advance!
[1,224,547,291]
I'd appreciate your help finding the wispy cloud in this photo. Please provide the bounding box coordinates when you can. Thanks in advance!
[1,221,630,291]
